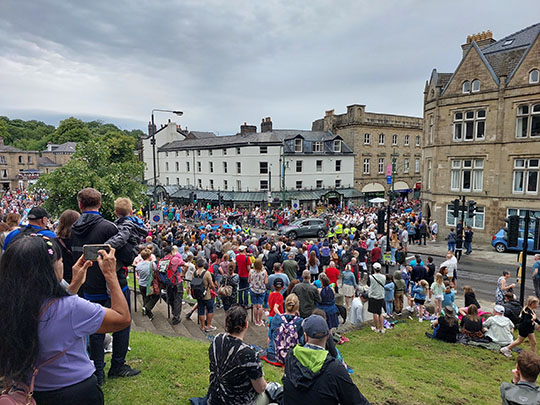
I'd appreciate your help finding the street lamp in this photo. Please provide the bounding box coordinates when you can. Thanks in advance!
[151,109,183,206]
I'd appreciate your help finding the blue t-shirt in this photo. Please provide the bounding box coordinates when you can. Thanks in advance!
[534,262,540,279]
[3,225,57,250]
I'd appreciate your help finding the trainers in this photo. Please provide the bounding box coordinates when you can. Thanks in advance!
[371,326,377,332]
[418,318,423,323]
[379,328,386,334]
[108,364,141,379]
[206,325,217,331]
[172,318,180,325]
[141,307,147,316]
[500,346,512,358]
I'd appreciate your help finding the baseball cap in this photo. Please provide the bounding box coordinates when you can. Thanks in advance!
[273,278,284,288]
[27,206,50,220]
[302,315,329,339]
[494,305,505,314]
[239,245,246,251]
[373,262,382,270]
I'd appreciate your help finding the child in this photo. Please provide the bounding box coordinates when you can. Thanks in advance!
[431,273,445,317]
[501,296,540,357]
[384,274,395,317]
[105,197,148,267]
[393,270,406,315]
[459,285,481,316]
[268,278,285,326]
[441,281,456,310]
[411,280,429,322]
[183,254,195,298]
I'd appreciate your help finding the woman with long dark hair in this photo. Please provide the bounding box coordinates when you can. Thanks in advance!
[55,209,80,284]
[0,236,131,404]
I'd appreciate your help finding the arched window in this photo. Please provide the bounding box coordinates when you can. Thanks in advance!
[471,79,481,92]
[530,69,539,84]
[462,81,470,93]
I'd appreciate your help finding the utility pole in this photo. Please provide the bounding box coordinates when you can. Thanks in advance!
[385,151,397,274]
[520,210,531,306]
[280,145,286,208]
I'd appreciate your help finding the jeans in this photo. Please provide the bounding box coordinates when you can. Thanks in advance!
[390,248,397,264]
[534,278,540,299]
[464,241,472,254]
[89,288,131,378]
[139,286,159,316]
[167,282,184,322]
[448,241,456,252]
[238,277,249,306]
[385,300,394,316]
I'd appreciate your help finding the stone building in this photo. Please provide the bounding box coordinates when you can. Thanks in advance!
[312,105,423,202]
[0,138,40,190]
[423,24,540,242]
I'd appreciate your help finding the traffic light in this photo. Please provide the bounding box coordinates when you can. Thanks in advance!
[193,193,197,203]
[534,217,540,251]
[451,199,460,218]
[189,192,193,202]
[504,215,520,248]
[217,192,223,206]
[377,210,385,234]
[467,200,477,218]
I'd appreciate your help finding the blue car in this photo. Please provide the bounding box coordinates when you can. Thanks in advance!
[491,228,539,253]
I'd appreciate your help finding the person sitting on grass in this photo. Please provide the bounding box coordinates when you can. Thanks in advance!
[208,305,267,405]
[482,305,514,347]
[426,305,459,343]
[501,296,540,358]
[500,351,540,405]
[281,314,369,405]
[459,304,484,340]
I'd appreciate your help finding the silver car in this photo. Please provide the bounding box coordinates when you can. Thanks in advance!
[278,218,328,240]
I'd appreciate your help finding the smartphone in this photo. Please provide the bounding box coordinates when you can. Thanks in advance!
[83,244,111,261]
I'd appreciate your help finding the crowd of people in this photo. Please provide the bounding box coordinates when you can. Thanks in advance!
[1,189,539,404]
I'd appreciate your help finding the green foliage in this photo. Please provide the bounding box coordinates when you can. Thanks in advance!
[51,117,92,144]
[0,116,55,150]
[35,134,146,220]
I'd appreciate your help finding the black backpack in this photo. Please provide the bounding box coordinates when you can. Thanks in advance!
[9,225,44,247]
[191,270,207,300]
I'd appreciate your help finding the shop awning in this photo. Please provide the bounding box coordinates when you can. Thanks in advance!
[361,183,385,193]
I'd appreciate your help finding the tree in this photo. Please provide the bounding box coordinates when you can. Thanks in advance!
[34,136,146,220]
[51,117,92,144]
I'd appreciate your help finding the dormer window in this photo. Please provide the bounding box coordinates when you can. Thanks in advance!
[462,81,470,93]
[294,139,303,152]
[472,79,481,92]
[503,39,514,46]
[333,140,341,152]
[530,69,539,84]
[313,142,323,152]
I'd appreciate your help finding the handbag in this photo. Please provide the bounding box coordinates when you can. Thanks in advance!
[0,300,69,405]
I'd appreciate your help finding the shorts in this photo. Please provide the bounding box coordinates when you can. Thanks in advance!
[414,299,425,305]
[518,322,535,338]
[250,291,265,306]
[367,298,385,315]
[197,298,214,316]
[434,294,443,301]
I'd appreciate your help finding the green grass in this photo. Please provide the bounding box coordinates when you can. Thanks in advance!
[103,322,526,404]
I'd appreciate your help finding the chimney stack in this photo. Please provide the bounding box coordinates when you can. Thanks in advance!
[240,122,257,135]
[148,121,155,136]
[461,30,496,56]
[261,117,273,132]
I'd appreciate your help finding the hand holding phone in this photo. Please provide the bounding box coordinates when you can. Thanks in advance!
[83,244,111,261]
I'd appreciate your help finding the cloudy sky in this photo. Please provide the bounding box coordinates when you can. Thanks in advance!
[1,1,539,134]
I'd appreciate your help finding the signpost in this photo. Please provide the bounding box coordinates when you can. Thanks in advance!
[150,210,163,226]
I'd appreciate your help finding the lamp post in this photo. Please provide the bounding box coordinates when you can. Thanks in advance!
[151,109,183,206]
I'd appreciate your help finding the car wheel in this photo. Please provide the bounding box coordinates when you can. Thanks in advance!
[288,231,297,240]
[495,243,507,253]
[317,229,326,238]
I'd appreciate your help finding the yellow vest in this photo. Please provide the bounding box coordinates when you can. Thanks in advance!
[335,224,343,234]
[344,228,350,235]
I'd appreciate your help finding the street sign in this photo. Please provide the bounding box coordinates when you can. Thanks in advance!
[386,164,392,176]
[291,199,300,210]
[386,175,392,185]
[150,210,163,226]
[384,252,391,263]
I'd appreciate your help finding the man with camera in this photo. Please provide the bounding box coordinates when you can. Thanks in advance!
[71,187,140,386]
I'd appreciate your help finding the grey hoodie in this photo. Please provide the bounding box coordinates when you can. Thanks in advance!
[393,270,406,293]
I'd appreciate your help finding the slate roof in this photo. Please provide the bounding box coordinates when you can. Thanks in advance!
[440,23,540,94]
[38,156,61,167]
[159,129,353,155]
[189,131,217,139]
[0,144,23,153]
[45,142,77,153]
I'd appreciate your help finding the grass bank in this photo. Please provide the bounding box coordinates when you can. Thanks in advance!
[103,321,523,404]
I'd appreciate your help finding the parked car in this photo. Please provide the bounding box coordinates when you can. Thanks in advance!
[491,228,539,253]
[278,218,328,240]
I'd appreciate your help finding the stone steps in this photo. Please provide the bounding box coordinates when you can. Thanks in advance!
[130,289,271,347]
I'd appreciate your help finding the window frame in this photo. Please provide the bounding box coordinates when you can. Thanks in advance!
[259,146,268,154]
[260,180,269,190]
[335,179,342,188]
[516,103,540,138]
[294,139,303,152]
[450,158,484,192]
[316,160,323,172]
[296,160,303,173]
[333,140,341,152]
[446,205,485,229]
[378,158,384,174]
[462,81,471,93]
[364,133,370,145]
[259,161,268,174]
[471,79,481,92]
[236,161,241,174]
[404,135,410,146]
[314,142,323,152]
[363,158,370,175]
[530,69,540,84]
[316,180,323,189]
[512,158,539,195]
[392,134,398,145]
[295,181,303,189]
[335,160,342,172]
[378,133,385,145]
[454,109,486,142]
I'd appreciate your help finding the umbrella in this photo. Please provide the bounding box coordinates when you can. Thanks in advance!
[369,197,387,203]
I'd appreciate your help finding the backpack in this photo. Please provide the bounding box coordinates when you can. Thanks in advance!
[500,382,540,405]
[191,270,207,300]
[157,259,172,287]
[274,314,300,363]
[8,225,44,247]
[218,275,233,297]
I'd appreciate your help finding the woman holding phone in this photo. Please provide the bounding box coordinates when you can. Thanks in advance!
[0,236,131,404]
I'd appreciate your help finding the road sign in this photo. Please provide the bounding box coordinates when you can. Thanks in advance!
[386,175,392,185]
[387,164,392,176]
[384,252,391,263]
[150,210,163,226]
[291,199,300,210]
